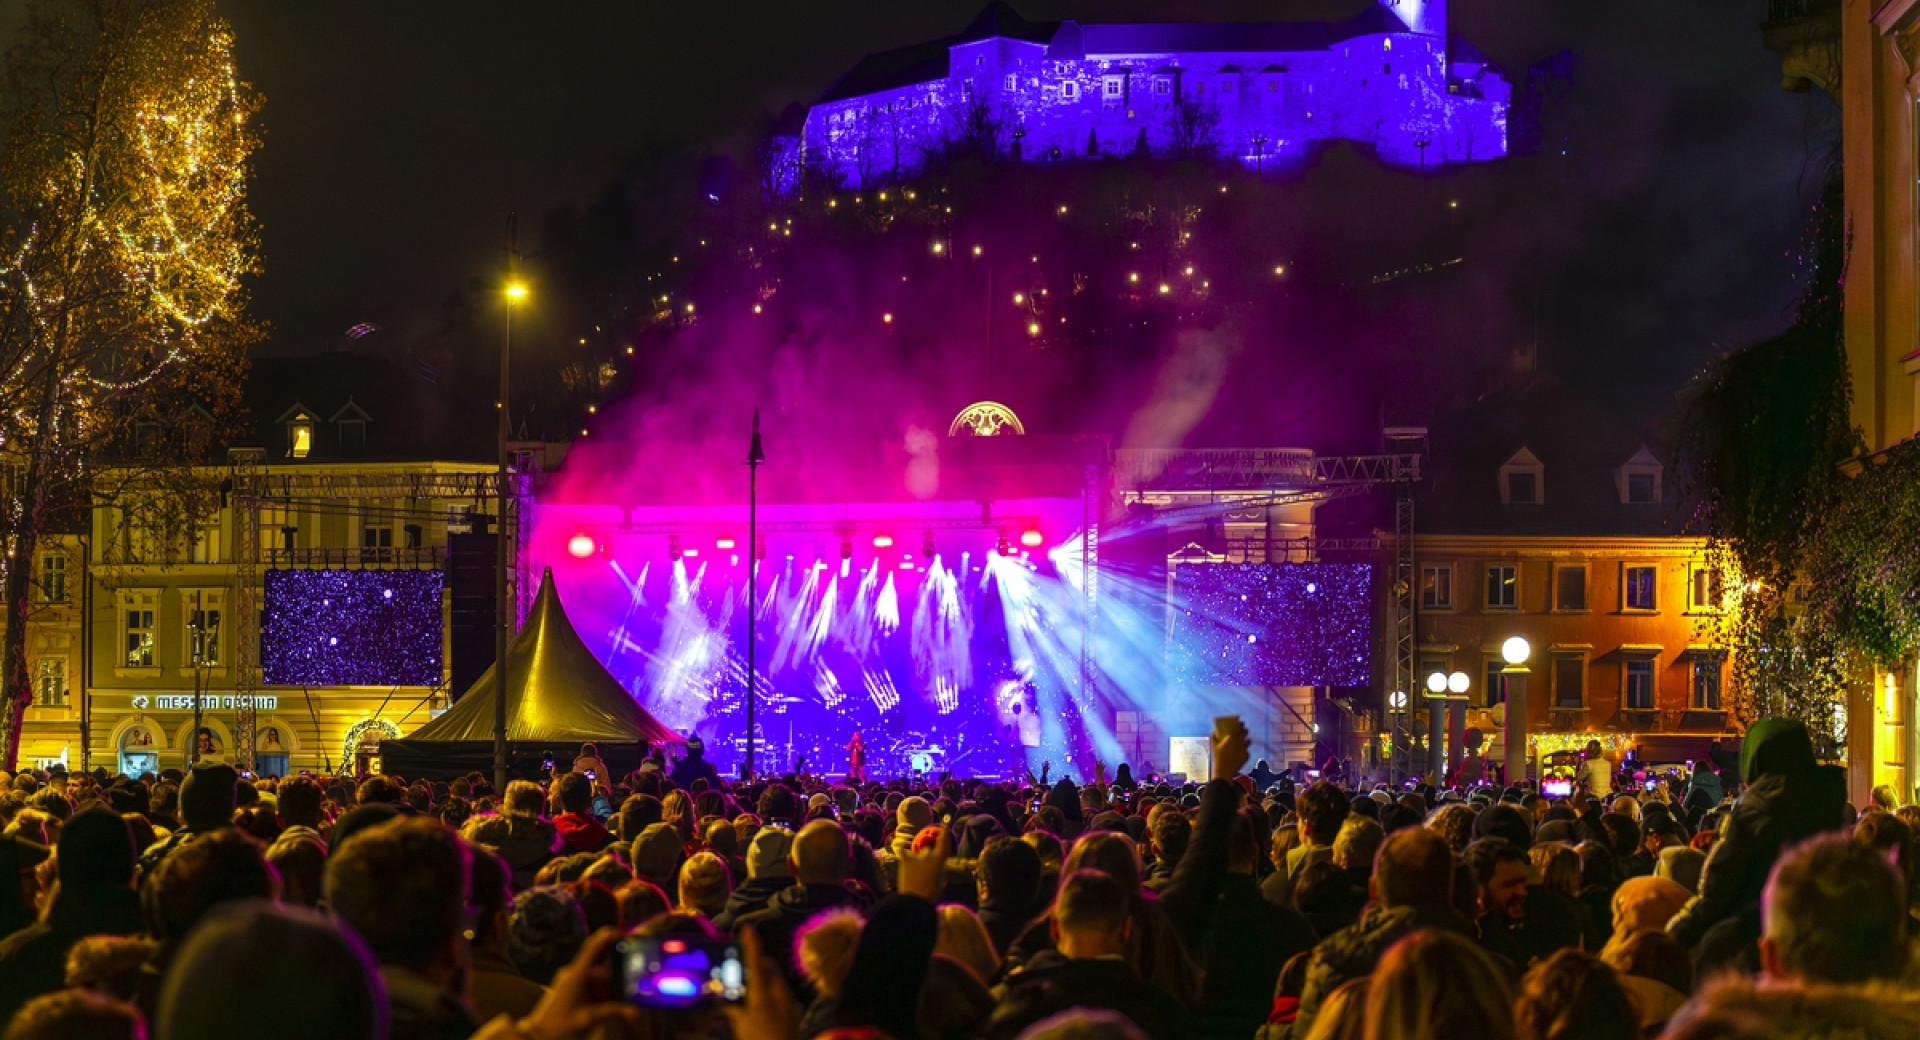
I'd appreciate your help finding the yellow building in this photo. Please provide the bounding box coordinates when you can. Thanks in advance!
[13,353,525,777]
[1763,0,1920,803]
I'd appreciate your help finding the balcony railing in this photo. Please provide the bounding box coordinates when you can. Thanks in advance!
[263,547,444,568]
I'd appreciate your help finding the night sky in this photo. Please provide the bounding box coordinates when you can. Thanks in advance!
[9,1,1821,404]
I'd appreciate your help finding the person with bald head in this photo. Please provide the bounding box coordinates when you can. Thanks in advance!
[735,819,869,1001]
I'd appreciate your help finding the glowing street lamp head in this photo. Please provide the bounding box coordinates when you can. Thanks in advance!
[1502,636,1532,665]
[1426,672,1448,694]
[1448,671,1471,694]
[566,534,596,559]
[504,280,529,302]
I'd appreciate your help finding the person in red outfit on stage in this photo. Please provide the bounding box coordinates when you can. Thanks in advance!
[848,731,867,782]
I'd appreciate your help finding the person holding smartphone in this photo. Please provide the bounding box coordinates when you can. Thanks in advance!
[1577,740,1614,800]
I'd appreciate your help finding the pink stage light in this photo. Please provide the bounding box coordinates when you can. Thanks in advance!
[872,533,895,549]
[566,534,596,559]
[1020,529,1044,548]
[716,536,738,550]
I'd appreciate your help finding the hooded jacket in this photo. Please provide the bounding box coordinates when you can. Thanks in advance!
[1667,718,1848,947]
[495,816,561,890]
[1666,977,1920,1040]
[1293,903,1476,1040]
[711,874,791,933]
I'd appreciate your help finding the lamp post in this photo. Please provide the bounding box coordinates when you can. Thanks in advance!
[1446,670,1470,779]
[1424,671,1447,781]
[744,411,766,780]
[494,221,527,798]
[1501,636,1532,785]
[1388,688,1408,785]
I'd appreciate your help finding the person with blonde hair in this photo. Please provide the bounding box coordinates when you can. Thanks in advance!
[677,850,732,918]
[1362,929,1514,1040]
[1513,948,1636,1040]
[936,903,1001,986]
[1301,978,1369,1040]
[1530,842,1581,900]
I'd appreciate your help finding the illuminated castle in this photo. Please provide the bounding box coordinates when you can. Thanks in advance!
[787,0,1509,189]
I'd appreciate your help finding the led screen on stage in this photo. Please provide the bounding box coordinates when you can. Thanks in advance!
[262,570,444,687]
[1169,562,1373,686]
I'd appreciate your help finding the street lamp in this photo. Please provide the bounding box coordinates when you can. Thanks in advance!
[1501,636,1532,785]
[1447,671,1470,695]
[494,232,525,798]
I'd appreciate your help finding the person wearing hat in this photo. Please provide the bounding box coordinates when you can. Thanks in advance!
[0,806,144,1021]
[670,736,720,790]
[0,830,50,937]
[713,827,793,932]
[629,822,685,892]
[1667,717,1848,950]
[134,761,238,882]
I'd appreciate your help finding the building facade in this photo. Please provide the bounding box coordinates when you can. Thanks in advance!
[1403,374,1738,779]
[786,0,1508,190]
[13,353,518,777]
[1762,0,1920,804]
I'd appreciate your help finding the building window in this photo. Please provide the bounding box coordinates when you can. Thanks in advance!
[261,507,297,554]
[1553,656,1585,708]
[288,420,312,459]
[1627,472,1656,503]
[1690,566,1724,611]
[1061,81,1078,100]
[1484,658,1506,707]
[185,592,223,667]
[338,419,366,454]
[961,78,974,101]
[1555,564,1587,611]
[35,658,66,707]
[1506,471,1537,504]
[1486,564,1518,609]
[1625,658,1655,710]
[1500,447,1544,505]
[1103,76,1124,98]
[1155,78,1171,95]
[38,553,66,603]
[1268,79,1279,92]
[1624,565,1657,611]
[1691,656,1723,710]
[1420,565,1452,609]
[1220,78,1234,93]
[1004,73,1017,91]
[122,593,157,668]
[190,525,220,564]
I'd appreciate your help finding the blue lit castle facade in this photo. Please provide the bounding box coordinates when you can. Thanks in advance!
[790,0,1509,189]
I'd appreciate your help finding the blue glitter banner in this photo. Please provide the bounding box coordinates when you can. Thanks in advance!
[1170,562,1373,686]
[262,570,444,687]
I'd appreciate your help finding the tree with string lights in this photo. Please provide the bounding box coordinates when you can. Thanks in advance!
[0,0,261,769]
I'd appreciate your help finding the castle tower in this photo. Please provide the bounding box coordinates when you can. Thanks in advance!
[1381,0,1444,37]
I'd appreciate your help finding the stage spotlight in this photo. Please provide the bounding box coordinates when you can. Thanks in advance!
[872,533,894,549]
[840,557,852,579]
[1019,529,1044,549]
[716,536,737,551]
[922,532,937,558]
[839,536,854,560]
[683,548,699,559]
[566,534,596,559]
[667,534,682,561]
[996,531,1012,555]
[755,538,768,560]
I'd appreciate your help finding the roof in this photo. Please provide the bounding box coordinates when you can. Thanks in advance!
[1416,374,1690,538]
[819,2,1058,103]
[400,569,681,744]
[241,352,494,464]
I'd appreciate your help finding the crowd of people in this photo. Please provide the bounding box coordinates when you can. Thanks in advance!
[0,716,1911,1040]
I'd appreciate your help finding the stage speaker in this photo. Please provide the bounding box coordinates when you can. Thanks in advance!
[447,531,498,700]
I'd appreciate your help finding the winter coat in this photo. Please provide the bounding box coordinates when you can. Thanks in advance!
[712,875,791,933]
[1293,902,1476,1040]
[1667,769,1847,947]
[496,817,562,890]
[1667,977,1920,1040]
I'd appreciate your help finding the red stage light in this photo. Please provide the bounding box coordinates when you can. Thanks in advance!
[716,536,737,551]
[566,534,596,559]
[872,533,894,548]
[1020,529,1044,548]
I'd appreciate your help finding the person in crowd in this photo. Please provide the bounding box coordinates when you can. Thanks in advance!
[1288,782,1351,880]
[671,737,722,790]
[1144,811,1190,893]
[630,821,686,892]
[1668,718,1849,955]
[549,772,609,854]
[2,989,144,1040]
[324,815,478,1040]
[714,827,793,931]
[1464,837,1532,967]
[135,761,237,880]
[736,818,867,999]
[571,743,609,782]
[1759,833,1909,985]
[467,848,546,1022]
[496,780,561,890]
[976,835,1045,956]
[1578,741,1614,801]
[0,807,144,1022]
[937,904,1002,987]
[1512,948,1636,1040]
[153,900,387,1040]
[677,850,732,918]
[988,869,1190,1040]
[507,886,589,987]
[1601,931,1692,1032]
[1361,928,1514,1040]
[1295,827,1473,1038]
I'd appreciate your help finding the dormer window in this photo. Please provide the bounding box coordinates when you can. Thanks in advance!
[1499,447,1544,505]
[1617,446,1663,504]
[331,398,373,457]
[278,403,317,459]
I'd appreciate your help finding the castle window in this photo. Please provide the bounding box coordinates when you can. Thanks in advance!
[1103,76,1124,98]
[1062,81,1079,100]
[1155,79,1171,95]
[1384,38,1393,51]
[1005,74,1017,91]
[1220,78,1234,93]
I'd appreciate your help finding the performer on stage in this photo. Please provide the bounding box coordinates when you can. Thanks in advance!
[847,730,866,782]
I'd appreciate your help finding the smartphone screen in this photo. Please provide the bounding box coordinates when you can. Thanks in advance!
[612,936,745,1010]
[1541,778,1572,798]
